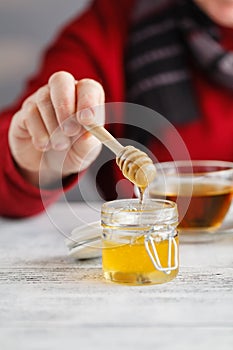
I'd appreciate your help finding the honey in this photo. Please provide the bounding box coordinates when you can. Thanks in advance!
[102,234,179,284]
[101,199,179,285]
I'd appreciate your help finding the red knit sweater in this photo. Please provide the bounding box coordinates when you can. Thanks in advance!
[0,0,233,217]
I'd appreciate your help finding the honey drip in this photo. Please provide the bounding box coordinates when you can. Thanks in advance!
[138,186,146,205]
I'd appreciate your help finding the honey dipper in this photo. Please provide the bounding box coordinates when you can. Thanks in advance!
[84,123,157,188]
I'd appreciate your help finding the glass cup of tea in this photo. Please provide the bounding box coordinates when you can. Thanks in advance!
[148,160,233,241]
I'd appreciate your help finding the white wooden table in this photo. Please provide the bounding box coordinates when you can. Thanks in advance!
[0,202,233,350]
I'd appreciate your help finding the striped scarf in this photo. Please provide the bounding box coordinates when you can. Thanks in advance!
[125,0,233,126]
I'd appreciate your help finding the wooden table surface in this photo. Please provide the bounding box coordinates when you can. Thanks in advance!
[0,202,233,350]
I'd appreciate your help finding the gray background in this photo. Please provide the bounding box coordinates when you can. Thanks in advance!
[0,0,89,110]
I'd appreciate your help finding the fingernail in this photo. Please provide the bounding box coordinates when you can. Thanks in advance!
[79,108,95,125]
[62,119,80,136]
[51,133,70,151]
[53,142,70,151]
[35,140,50,151]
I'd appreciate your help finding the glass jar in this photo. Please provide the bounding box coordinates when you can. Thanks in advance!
[101,198,179,285]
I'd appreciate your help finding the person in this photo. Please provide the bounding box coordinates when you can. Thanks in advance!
[1,0,233,218]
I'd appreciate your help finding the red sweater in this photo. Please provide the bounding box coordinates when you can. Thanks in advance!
[0,0,233,217]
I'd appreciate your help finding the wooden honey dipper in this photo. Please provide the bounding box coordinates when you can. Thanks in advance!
[84,123,157,189]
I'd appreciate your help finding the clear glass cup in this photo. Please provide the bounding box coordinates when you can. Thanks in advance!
[101,198,179,285]
[148,160,233,239]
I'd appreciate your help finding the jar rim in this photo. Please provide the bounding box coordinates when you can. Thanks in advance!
[101,198,178,227]
[102,198,177,211]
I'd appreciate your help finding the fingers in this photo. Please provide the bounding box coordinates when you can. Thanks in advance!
[48,73,105,135]
[77,78,105,127]
[22,88,70,151]
[70,134,102,172]
[49,71,81,136]
[35,85,70,150]
[15,72,105,154]
[22,102,50,151]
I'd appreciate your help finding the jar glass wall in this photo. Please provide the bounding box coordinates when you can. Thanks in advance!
[101,199,179,285]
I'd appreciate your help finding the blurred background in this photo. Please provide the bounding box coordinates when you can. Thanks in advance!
[0,0,89,110]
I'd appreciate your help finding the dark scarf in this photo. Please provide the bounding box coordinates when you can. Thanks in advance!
[125,0,233,126]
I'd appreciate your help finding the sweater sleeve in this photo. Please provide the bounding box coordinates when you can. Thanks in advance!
[0,0,133,218]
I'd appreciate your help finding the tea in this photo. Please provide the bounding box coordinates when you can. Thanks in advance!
[150,182,233,231]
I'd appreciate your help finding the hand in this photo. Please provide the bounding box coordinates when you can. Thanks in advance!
[8,71,105,187]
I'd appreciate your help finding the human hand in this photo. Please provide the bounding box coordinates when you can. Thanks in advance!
[8,71,105,187]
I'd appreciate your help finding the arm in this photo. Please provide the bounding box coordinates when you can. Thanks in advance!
[0,0,133,218]
[1,72,105,218]
[0,2,106,218]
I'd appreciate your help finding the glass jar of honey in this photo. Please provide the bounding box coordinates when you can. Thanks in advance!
[101,198,179,285]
